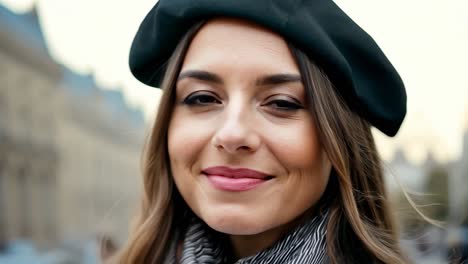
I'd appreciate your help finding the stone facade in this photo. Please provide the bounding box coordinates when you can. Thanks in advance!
[0,5,145,249]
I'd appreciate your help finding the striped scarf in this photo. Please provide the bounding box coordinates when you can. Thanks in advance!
[165,210,330,264]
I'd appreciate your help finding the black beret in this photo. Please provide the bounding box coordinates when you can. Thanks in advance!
[129,0,407,137]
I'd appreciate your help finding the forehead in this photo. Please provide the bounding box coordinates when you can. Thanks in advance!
[181,17,299,74]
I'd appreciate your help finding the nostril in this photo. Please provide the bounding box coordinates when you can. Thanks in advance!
[211,126,261,154]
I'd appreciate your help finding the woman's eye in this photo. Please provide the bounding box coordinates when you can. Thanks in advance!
[266,99,304,111]
[183,93,221,106]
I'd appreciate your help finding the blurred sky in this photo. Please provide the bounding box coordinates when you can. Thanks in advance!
[1,0,467,164]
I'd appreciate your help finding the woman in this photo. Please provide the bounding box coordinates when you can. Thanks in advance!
[118,0,408,263]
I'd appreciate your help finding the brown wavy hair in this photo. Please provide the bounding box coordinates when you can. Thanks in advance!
[115,21,410,264]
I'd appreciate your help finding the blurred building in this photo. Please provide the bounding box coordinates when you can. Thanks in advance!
[384,147,443,194]
[450,130,468,223]
[0,4,62,249]
[385,149,426,192]
[0,4,145,250]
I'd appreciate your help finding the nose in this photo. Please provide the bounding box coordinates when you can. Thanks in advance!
[211,102,261,154]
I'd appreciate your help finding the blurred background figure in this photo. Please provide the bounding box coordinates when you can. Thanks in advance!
[0,0,467,263]
[99,235,117,262]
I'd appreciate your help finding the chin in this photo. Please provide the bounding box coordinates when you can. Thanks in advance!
[201,208,271,235]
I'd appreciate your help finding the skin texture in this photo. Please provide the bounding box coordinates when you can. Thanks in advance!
[168,18,332,259]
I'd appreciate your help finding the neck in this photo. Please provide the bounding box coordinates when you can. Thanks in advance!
[229,227,285,259]
[229,211,314,259]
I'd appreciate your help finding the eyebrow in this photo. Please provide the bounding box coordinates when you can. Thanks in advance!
[255,74,302,86]
[177,70,302,86]
[177,70,223,84]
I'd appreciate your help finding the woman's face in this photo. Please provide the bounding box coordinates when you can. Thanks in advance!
[168,18,331,236]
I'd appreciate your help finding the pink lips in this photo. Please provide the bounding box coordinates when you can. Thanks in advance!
[202,166,273,192]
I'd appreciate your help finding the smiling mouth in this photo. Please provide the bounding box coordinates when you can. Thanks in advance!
[201,171,275,181]
[201,171,274,192]
[201,171,274,180]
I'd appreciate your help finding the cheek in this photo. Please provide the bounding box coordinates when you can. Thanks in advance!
[168,112,204,209]
[167,111,208,168]
[267,119,331,208]
[267,120,323,171]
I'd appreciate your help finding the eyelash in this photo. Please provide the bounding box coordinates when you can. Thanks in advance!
[265,99,303,111]
[182,93,304,111]
[183,93,221,106]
